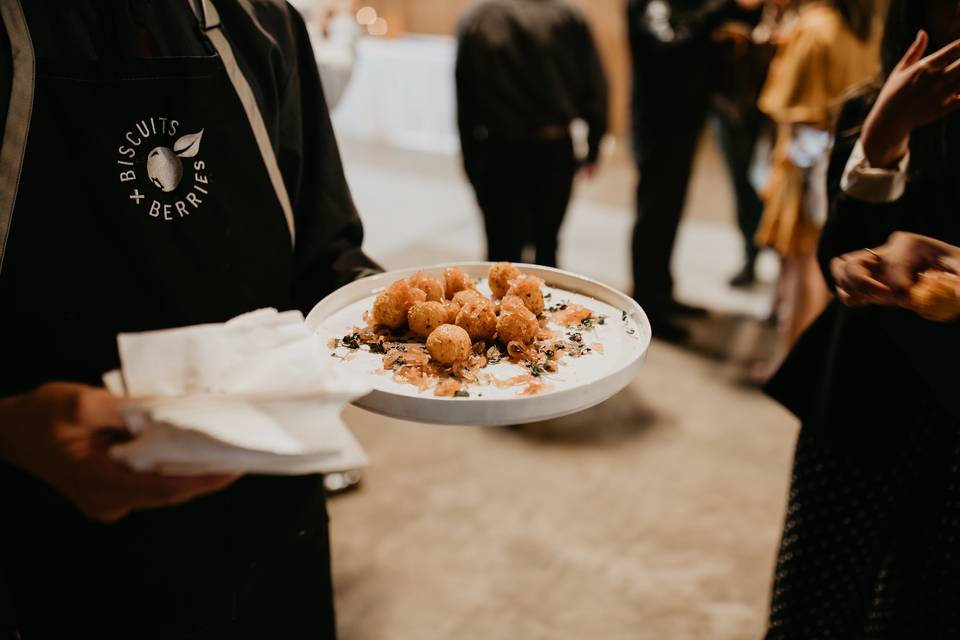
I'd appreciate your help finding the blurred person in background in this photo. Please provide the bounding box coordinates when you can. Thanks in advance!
[456,0,608,269]
[763,1,960,635]
[752,0,880,378]
[627,0,764,343]
[711,9,777,288]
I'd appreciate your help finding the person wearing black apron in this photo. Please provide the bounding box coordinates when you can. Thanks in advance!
[0,1,378,638]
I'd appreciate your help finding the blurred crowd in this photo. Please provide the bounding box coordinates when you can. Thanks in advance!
[453,0,888,384]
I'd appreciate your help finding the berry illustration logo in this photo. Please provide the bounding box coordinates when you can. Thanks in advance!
[117,117,211,221]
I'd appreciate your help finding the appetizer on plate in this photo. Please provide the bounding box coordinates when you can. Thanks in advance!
[328,263,610,397]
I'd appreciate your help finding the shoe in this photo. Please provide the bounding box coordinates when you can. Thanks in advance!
[665,299,708,318]
[324,470,364,496]
[648,315,691,344]
[728,263,757,288]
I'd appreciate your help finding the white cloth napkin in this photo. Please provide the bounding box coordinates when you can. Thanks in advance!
[106,309,371,476]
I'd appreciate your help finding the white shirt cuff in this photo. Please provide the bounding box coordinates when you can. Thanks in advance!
[840,139,909,204]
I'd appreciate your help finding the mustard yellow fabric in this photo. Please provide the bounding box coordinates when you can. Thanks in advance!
[755,3,880,256]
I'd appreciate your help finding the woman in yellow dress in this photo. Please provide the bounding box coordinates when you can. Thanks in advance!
[755,0,881,374]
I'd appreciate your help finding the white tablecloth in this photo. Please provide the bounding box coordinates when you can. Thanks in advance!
[331,35,460,155]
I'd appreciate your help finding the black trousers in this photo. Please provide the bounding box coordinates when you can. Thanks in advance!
[632,111,762,312]
[465,137,577,268]
[632,125,702,312]
[711,109,764,267]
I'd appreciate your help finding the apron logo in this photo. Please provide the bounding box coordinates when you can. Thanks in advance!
[117,118,211,221]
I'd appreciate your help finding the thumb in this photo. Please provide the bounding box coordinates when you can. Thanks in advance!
[900,30,928,68]
[72,387,126,431]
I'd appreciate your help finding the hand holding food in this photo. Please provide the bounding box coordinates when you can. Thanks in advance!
[835,233,960,322]
[831,249,893,307]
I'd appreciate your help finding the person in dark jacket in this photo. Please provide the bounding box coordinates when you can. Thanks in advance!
[456,0,608,268]
[0,1,379,638]
[764,1,960,636]
[627,0,763,340]
[712,17,774,288]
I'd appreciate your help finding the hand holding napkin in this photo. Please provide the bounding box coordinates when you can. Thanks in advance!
[106,309,371,476]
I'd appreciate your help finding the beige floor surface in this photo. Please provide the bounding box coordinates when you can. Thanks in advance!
[328,136,799,639]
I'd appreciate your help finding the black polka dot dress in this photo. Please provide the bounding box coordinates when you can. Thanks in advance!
[766,400,960,639]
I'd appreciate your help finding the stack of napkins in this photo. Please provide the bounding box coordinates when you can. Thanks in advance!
[105,309,371,476]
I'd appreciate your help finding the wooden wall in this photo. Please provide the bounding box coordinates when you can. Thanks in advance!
[360,0,632,135]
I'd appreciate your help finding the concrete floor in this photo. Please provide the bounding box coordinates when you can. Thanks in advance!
[329,134,799,639]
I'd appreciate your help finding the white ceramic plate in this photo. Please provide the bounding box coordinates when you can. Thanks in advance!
[305,263,651,427]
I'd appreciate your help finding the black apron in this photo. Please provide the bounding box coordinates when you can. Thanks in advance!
[0,1,334,637]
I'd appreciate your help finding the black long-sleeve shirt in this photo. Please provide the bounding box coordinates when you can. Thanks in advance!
[455,0,609,163]
[626,0,757,140]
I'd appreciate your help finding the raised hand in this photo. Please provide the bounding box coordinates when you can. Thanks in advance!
[862,31,960,168]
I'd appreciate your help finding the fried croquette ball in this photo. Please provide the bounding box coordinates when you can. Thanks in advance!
[372,293,406,329]
[488,262,521,299]
[408,273,444,302]
[426,324,473,365]
[910,270,960,322]
[456,299,497,341]
[408,301,449,337]
[452,288,484,307]
[444,267,475,297]
[496,311,539,345]
[372,280,427,329]
[500,295,533,318]
[505,275,545,315]
[442,300,461,324]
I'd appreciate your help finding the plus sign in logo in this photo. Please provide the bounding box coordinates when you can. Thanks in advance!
[116,117,212,222]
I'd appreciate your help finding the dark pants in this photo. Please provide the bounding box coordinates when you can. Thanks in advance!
[465,137,577,268]
[632,111,762,312]
[711,110,764,267]
[4,475,336,640]
[632,125,702,312]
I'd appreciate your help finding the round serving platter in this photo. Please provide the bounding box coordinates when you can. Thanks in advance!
[305,263,651,427]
